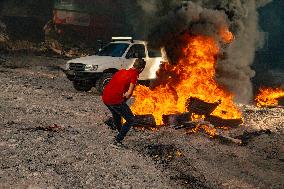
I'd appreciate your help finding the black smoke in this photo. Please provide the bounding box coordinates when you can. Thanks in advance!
[131,0,274,103]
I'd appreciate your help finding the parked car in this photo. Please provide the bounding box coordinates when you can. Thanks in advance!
[64,37,165,94]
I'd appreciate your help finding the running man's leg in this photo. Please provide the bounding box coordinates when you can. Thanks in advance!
[106,105,122,131]
[111,102,135,141]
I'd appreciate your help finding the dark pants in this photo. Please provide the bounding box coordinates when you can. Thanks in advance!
[106,102,135,142]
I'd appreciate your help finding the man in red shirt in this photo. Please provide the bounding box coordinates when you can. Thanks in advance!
[102,58,146,146]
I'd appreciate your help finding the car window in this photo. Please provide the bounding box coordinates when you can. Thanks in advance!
[126,44,146,58]
[97,43,129,57]
[148,49,162,57]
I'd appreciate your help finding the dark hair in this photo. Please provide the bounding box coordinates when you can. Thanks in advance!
[133,58,146,70]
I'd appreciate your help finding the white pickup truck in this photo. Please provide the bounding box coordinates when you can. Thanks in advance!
[64,37,164,94]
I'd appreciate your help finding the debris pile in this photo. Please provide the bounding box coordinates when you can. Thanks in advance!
[0,19,92,58]
[131,97,243,144]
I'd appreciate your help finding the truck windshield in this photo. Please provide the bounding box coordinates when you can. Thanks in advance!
[97,43,129,57]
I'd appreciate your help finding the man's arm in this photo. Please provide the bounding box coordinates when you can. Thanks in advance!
[123,83,135,100]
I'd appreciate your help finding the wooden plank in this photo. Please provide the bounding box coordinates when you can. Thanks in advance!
[216,132,242,145]
[185,122,242,144]
[172,121,197,130]
[162,112,192,126]
[205,115,243,128]
[134,114,156,127]
[186,97,220,116]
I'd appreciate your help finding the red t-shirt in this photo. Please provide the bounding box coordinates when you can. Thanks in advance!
[102,68,139,105]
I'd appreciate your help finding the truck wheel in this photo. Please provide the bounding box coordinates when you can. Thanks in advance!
[96,73,113,95]
[73,81,92,92]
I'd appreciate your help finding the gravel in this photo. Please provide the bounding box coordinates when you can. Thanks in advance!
[0,53,283,189]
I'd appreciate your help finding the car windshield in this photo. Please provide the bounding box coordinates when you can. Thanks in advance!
[96,43,129,57]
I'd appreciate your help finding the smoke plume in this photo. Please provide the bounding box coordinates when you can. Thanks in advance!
[134,0,273,104]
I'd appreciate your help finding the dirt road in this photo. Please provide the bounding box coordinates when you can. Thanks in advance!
[0,53,283,189]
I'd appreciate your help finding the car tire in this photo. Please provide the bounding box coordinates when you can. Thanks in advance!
[96,73,113,95]
[73,81,92,92]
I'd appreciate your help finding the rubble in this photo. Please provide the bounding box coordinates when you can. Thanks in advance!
[236,129,272,146]
[0,19,91,58]
[160,97,243,140]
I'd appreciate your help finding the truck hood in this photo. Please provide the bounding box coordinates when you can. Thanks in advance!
[67,55,120,66]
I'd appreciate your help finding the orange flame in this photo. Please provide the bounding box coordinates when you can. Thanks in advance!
[187,124,217,138]
[255,87,284,107]
[219,27,234,44]
[131,33,242,125]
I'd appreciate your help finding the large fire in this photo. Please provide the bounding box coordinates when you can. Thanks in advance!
[255,87,284,107]
[131,33,242,125]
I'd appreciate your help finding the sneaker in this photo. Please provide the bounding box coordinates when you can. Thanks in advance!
[110,139,128,149]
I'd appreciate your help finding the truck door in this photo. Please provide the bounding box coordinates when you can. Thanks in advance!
[124,43,146,69]
[141,48,163,80]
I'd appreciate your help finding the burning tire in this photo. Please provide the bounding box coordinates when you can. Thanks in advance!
[95,73,113,95]
[72,81,92,92]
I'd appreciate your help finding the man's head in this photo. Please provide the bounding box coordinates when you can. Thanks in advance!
[133,58,146,73]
